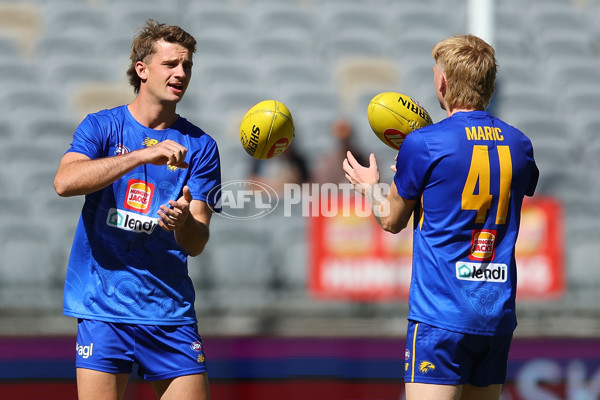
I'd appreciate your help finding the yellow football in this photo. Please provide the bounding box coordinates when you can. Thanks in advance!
[240,100,295,160]
[367,92,433,150]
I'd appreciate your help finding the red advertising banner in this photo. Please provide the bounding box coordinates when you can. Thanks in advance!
[309,194,564,301]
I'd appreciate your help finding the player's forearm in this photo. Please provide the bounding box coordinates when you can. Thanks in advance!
[365,183,412,234]
[54,151,146,197]
[174,218,210,257]
[365,184,394,231]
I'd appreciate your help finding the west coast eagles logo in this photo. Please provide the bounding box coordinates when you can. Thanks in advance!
[419,361,436,374]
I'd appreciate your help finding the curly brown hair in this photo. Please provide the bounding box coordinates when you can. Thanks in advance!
[126,19,196,93]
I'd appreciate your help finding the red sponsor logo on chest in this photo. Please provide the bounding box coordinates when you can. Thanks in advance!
[124,179,154,213]
[469,229,497,261]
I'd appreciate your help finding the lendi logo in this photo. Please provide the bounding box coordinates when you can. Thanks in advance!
[107,208,158,234]
[456,262,507,282]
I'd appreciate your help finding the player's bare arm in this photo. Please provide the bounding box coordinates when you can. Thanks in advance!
[343,151,416,234]
[54,140,188,197]
[162,186,211,256]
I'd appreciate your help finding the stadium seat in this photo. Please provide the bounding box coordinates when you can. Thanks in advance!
[515,116,569,144]
[561,85,600,125]
[0,36,19,57]
[203,218,275,290]
[42,3,111,36]
[35,32,99,62]
[252,4,318,38]
[1,86,65,121]
[246,33,314,63]
[496,88,556,124]
[547,59,600,93]
[0,2,42,56]
[193,35,242,61]
[494,31,534,61]
[0,223,56,287]
[270,215,309,292]
[535,29,596,61]
[196,61,262,93]
[204,86,270,121]
[528,2,589,36]
[334,57,400,113]
[497,56,540,87]
[319,5,388,38]
[582,128,600,170]
[387,29,445,66]
[496,7,528,37]
[388,4,463,37]
[292,112,340,164]
[71,83,136,122]
[575,115,600,149]
[0,59,39,87]
[263,59,329,91]
[107,3,179,34]
[319,31,386,61]
[22,112,77,154]
[0,117,13,143]
[46,58,116,90]
[182,4,249,38]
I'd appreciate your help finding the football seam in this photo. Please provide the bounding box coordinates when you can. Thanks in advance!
[371,102,412,123]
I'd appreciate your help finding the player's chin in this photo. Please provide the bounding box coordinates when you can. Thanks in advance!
[165,94,185,105]
[167,86,187,100]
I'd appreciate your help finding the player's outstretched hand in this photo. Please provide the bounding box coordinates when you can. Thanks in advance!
[143,139,189,169]
[158,185,193,231]
[343,151,380,195]
[390,155,398,173]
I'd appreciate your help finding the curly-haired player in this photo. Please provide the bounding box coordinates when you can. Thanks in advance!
[54,20,220,400]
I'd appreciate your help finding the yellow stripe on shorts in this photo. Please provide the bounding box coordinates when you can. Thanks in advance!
[411,322,419,382]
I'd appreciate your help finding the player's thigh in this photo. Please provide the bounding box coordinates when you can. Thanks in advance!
[460,383,502,400]
[405,382,462,400]
[151,372,210,400]
[76,368,130,400]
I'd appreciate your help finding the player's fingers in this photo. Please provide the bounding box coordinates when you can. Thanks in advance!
[342,158,353,175]
[345,151,359,167]
[344,172,353,183]
[182,186,193,202]
[172,161,189,169]
[161,140,187,165]
[368,153,377,168]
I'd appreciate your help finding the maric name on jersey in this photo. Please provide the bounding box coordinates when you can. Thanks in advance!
[465,126,504,141]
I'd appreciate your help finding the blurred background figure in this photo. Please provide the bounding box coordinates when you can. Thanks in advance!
[312,118,367,185]
[248,143,310,194]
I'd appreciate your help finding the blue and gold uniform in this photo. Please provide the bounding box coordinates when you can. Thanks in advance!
[395,110,538,384]
[63,105,221,325]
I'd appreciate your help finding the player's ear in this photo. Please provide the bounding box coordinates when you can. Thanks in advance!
[136,61,148,81]
[438,71,447,94]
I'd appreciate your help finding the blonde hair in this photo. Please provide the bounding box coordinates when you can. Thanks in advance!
[432,35,497,110]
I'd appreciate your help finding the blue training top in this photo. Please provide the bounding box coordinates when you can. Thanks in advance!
[63,105,221,325]
[394,110,539,335]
